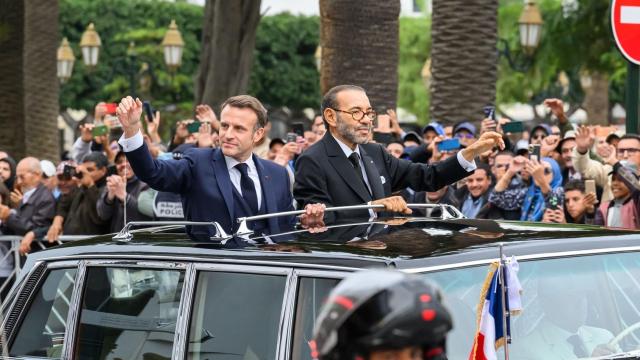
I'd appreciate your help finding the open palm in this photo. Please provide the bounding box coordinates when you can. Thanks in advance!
[117,96,143,136]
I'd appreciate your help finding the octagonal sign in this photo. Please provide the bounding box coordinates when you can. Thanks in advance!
[612,0,640,65]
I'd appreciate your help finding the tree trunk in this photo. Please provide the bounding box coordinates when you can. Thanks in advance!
[581,71,609,125]
[195,0,261,109]
[320,0,400,111]
[0,0,59,160]
[430,0,498,125]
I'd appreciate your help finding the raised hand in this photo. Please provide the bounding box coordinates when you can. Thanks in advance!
[145,110,162,143]
[116,96,144,138]
[480,118,497,134]
[195,104,220,130]
[541,134,560,157]
[197,122,214,148]
[575,125,594,154]
[461,131,505,162]
[79,123,95,143]
[544,98,567,121]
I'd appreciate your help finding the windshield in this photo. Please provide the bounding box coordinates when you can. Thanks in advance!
[422,251,640,360]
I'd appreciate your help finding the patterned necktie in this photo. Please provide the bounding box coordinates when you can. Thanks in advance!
[235,163,259,214]
[348,152,371,198]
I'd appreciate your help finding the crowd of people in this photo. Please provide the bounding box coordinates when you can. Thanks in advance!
[0,89,639,258]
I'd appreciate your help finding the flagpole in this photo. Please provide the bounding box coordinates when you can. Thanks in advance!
[499,243,510,360]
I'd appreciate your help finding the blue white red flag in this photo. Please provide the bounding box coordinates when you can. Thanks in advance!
[469,257,522,360]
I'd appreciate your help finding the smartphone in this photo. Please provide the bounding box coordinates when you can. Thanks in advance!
[291,123,305,137]
[502,121,524,134]
[104,103,118,115]
[483,106,496,121]
[143,101,154,121]
[62,165,76,180]
[438,138,461,152]
[529,144,541,160]
[187,121,201,134]
[585,179,596,194]
[547,193,563,211]
[285,132,297,143]
[92,125,109,137]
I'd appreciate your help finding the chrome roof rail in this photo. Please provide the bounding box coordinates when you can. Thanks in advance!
[235,203,465,237]
[113,221,231,242]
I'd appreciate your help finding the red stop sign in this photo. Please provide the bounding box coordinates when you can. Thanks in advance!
[612,0,640,64]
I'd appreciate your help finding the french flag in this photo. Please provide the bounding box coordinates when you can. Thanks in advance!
[469,259,522,360]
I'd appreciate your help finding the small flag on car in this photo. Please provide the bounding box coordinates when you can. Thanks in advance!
[468,256,522,360]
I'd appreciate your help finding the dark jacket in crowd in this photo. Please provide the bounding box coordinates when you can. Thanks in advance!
[405,186,460,217]
[57,177,110,235]
[97,176,151,233]
[1,183,55,236]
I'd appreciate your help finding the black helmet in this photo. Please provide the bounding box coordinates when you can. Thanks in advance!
[310,270,452,360]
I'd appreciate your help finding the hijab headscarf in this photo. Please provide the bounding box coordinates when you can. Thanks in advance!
[521,157,563,222]
[0,157,16,191]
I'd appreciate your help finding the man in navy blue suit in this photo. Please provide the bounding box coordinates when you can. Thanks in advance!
[116,95,324,241]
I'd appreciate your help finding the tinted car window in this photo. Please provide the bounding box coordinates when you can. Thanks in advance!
[423,252,640,360]
[10,268,76,359]
[187,271,286,359]
[292,277,340,360]
[75,267,184,360]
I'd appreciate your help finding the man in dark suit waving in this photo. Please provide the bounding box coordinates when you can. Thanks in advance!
[116,95,324,240]
[294,85,504,218]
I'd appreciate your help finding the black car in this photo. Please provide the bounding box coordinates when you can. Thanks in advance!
[2,204,640,360]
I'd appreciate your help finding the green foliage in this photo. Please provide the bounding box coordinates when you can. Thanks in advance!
[496,0,627,106]
[398,17,431,123]
[248,13,321,111]
[58,0,203,124]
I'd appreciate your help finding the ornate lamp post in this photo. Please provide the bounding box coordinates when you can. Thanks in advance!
[56,37,75,83]
[518,1,544,55]
[79,23,101,68]
[161,20,185,71]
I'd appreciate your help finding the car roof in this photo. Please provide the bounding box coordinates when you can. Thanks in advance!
[26,218,640,272]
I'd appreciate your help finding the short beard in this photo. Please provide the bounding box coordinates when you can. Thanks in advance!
[337,119,370,144]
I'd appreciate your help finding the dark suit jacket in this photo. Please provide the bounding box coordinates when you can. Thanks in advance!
[3,184,55,236]
[294,133,470,218]
[125,142,295,239]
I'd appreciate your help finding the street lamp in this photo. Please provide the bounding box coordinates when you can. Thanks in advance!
[518,1,544,55]
[79,23,101,68]
[57,37,75,83]
[161,20,185,71]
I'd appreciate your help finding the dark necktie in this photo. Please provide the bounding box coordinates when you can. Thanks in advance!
[348,152,372,197]
[567,334,589,358]
[235,163,259,214]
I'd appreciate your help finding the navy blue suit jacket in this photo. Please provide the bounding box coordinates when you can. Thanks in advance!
[125,143,295,239]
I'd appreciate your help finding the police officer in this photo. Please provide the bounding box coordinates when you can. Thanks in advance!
[310,270,452,360]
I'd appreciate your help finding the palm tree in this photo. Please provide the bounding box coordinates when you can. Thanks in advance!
[319,0,401,111]
[430,0,498,125]
[195,0,262,109]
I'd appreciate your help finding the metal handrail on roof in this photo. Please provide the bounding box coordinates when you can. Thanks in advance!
[111,203,465,242]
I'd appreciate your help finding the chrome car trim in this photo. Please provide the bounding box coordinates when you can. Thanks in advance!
[403,245,640,274]
[280,270,298,360]
[82,259,188,270]
[34,254,365,272]
[236,203,464,237]
[61,260,87,360]
[112,221,231,242]
[172,263,197,360]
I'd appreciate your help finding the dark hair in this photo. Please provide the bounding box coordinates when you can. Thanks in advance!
[321,85,366,124]
[220,95,268,129]
[82,151,109,169]
[564,179,585,193]
[269,138,285,149]
[496,150,514,158]
[475,162,494,183]
[620,134,640,144]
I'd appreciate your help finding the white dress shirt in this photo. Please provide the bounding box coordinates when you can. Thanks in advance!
[119,130,262,209]
[224,155,262,210]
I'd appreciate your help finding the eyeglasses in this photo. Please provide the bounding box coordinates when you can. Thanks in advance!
[331,108,377,121]
[617,148,640,158]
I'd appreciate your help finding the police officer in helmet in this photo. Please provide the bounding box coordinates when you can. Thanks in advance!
[310,270,452,360]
